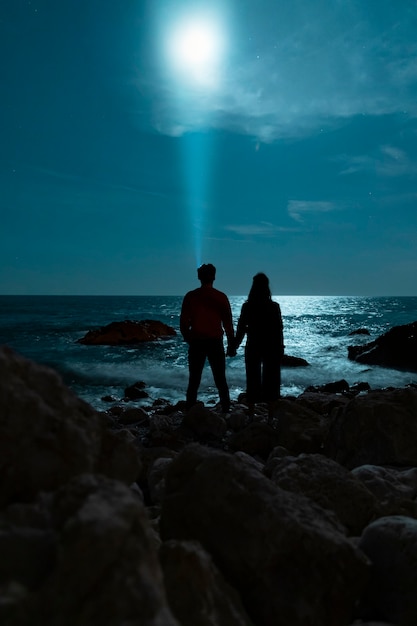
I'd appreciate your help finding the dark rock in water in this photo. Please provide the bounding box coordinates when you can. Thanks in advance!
[124,381,149,400]
[101,394,117,403]
[349,328,370,336]
[350,381,371,393]
[348,320,417,372]
[305,379,350,394]
[77,319,176,346]
[281,354,310,367]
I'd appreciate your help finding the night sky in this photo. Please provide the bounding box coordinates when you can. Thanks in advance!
[2,0,417,295]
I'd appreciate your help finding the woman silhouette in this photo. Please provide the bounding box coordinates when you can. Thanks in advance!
[235,273,284,420]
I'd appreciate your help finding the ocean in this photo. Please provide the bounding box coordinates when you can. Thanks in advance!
[1,295,416,411]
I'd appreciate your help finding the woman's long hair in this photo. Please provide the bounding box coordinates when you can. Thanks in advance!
[247,273,272,306]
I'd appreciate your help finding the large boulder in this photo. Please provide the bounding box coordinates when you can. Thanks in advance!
[0,474,179,626]
[265,452,380,535]
[160,444,369,626]
[0,346,140,505]
[358,516,417,625]
[77,319,176,345]
[348,321,417,371]
[324,387,417,469]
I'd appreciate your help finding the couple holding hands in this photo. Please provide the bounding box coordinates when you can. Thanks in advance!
[180,263,284,418]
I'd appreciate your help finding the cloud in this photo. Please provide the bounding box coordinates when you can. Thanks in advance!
[287,201,336,222]
[225,221,297,236]
[139,1,417,140]
[338,145,417,177]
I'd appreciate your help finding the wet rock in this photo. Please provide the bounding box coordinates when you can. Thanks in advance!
[281,354,310,367]
[124,381,149,400]
[305,379,350,394]
[349,328,370,336]
[77,319,176,346]
[348,321,417,371]
[160,444,369,626]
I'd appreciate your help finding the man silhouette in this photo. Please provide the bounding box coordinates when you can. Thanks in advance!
[180,264,235,412]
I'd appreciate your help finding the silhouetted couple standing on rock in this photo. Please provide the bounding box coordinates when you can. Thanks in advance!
[180,264,284,419]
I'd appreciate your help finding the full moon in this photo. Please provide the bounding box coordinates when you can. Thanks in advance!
[166,14,225,88]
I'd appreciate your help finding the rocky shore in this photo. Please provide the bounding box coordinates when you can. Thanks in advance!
[1,344,417,626]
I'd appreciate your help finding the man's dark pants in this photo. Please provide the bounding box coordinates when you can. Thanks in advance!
[186,338,230,412]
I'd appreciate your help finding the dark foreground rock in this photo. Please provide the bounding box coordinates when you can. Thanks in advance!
[160,445,369,626]
[324,386,417,469]
[2,345,417,626]
[0,345,140,506]
[358,516,417,625]
[77,319,177,345]
[348,320,417,371]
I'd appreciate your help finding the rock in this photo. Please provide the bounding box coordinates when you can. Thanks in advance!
[351,465,417,518]
[0,527,56,590]
[348,321,417,371]
[358,516,417,625]
[0,346,140,505]
[266,453,380,535]
[305,379,350,394]
[4,474,179,626]
[350,381,371,393]
[124,381,149,400]
[147,414,192,450]
[233,451,265,474]
[349,328,370,336]
[101,394,117,402]
[160,444,369,626]
[324,387,417,469]
[281,354,310,367]
[136,446,178,506]
[160,540,253,626]
[118,406,150,426]
[228,422,281,460]
[182,404,227,440]
[147,456,175,506]
[274,398,329,454]
[97,428,142,484]
[296,391,351,415]
[77,319,177,346]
